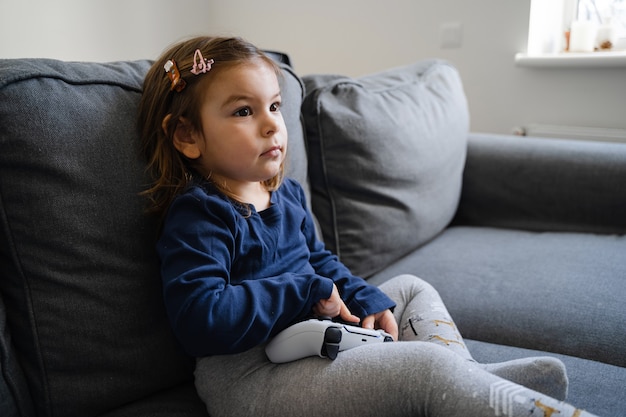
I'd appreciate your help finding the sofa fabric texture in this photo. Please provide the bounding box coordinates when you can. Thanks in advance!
[302,61,468,278]
[0,55,624,417]
[456,134,626,234]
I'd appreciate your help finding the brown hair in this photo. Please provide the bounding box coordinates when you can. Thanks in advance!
[138,36,284,219]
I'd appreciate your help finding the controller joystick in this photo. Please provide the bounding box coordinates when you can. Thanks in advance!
[265,318,393,363]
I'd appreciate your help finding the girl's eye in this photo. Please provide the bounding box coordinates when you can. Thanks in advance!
[270,102,281,112]
[234,107,252,117]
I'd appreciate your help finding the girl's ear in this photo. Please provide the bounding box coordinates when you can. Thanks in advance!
[162,115,202,160]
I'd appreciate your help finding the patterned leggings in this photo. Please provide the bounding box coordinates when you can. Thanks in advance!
[195,274,598,417]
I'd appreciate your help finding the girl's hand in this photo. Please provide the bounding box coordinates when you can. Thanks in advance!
[313,284,360,324]
[361,309,398,341]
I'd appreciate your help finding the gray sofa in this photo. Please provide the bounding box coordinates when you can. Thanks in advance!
[0,54,624,417]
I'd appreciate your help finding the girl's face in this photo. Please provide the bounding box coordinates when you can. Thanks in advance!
[185,60,287,194]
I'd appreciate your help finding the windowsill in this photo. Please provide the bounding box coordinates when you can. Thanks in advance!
[515,50,626,68]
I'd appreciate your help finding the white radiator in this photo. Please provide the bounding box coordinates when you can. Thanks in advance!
[513,124,626,144]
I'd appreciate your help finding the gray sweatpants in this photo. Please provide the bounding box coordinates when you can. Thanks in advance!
[195,275,598,417]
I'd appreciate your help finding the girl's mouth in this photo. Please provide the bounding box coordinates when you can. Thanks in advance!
[261,146,282,158]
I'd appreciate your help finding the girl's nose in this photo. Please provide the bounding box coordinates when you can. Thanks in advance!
[262,113,280,137]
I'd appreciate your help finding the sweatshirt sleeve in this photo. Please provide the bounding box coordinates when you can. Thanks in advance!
[157,187,334,357]
[295,184,396,319]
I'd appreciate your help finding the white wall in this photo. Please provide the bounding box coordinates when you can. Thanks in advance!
[2,0,625,135]
[0,0,211,62]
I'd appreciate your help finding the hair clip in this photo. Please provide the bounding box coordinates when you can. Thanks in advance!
[191,49,215,75]
[164,59,186,92]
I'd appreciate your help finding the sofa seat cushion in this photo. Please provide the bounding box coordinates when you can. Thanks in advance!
[99,382,207,417]
[302,60,469,278]
[466,339,625,417]
[369,226,626,368]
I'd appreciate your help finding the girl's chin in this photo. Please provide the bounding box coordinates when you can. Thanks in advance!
[263,162,283,178]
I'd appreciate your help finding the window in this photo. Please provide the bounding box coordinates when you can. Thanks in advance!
[518,0,626,67]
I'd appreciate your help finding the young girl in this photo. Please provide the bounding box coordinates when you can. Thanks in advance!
[138,36,599,417]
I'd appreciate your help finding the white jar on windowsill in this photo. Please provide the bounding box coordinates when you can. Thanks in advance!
[569,20,597,52]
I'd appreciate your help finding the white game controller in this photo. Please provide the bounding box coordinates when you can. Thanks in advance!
[265,318,394,363]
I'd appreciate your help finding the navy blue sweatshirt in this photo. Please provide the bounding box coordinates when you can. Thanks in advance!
[158,178,396,357]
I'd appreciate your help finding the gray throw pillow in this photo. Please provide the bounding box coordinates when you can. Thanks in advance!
[302,60,469,278]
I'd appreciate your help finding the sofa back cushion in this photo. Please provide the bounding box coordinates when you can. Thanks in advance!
[0,58,305,417]
[302,61,469,278]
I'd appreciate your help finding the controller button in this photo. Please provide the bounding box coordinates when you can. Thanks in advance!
[324,327,342,344]
[322,327,342,359]
[324,343,340,360]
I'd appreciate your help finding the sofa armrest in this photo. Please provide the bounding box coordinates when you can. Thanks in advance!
[453,133,626,234]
